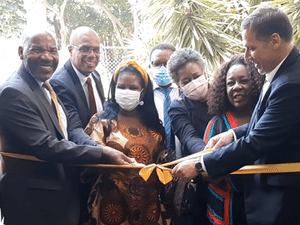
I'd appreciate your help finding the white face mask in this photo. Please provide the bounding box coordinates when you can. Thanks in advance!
[181,75,208,101]
[115,88,142,111]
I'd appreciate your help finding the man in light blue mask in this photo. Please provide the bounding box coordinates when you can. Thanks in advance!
[149,43,181,161]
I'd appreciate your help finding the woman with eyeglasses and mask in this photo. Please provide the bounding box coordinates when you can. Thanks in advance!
[84,61,169,225]
[161,48,212,225]
[202,54,264,225]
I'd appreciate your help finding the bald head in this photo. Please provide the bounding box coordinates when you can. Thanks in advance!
[21,30,56,52]
[69,26,99,46]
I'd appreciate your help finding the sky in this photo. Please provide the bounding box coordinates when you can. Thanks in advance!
[0,37,22,85]
[1,0,47,84]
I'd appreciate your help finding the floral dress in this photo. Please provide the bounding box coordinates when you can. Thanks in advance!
[84,114,169,225]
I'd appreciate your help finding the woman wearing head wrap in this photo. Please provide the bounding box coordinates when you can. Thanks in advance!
[84,61,169,225]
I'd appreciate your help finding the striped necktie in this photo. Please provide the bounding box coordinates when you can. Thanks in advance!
[43,81,66,137]
[159,88,174,160]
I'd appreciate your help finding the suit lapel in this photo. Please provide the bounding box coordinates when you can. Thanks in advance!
[65,60,89,109]
[272,47,299,83]
[247,47,300,135]
[19,66,66,138]
[92,71,105,103]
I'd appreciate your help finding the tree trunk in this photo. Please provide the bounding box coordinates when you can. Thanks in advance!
[59,0,69,48]
[39,0,69,49]
[94,0,131,46]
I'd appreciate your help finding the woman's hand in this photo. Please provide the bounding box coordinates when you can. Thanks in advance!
[172,159,199,182]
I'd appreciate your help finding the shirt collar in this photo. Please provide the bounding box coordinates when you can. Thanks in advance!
[71,63,92,86]
[35,78,44,87]
[265,55,288,83]
[30,74,44,88]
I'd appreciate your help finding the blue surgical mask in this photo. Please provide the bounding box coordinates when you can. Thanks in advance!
[152,66,172,87]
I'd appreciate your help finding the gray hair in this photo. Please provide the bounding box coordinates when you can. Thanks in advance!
[167,48,206,83]
[21,29,56,51]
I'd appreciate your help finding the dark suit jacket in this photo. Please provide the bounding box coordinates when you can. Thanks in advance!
[204,47,300,225]
[50,59,105,146]
[0,65,108,225]
[169,94,212,156]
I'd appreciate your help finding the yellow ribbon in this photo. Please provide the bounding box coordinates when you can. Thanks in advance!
[139,164,173,185]
[2,151,300,185]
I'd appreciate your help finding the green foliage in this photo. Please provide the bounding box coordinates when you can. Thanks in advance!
[139,0,300,70]
[142,0,246,70]
[45,0,133,46]
[279,0,300,50]
[0,0,26,38]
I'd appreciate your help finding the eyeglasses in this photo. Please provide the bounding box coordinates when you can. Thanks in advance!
[72,45,100,54]
[151,62,168,68]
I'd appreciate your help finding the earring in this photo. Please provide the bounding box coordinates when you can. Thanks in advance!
[140,100,144,106]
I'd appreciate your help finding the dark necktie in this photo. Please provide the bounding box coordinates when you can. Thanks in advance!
[86,77,97,116]
[159,88,174,160]
[43,81,66,136]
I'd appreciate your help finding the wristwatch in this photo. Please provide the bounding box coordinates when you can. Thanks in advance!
[195,155,204,173]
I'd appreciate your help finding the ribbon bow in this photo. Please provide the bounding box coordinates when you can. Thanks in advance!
[139,164,173,185]
[139,149,213,184]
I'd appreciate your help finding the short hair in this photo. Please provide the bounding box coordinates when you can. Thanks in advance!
[21,29,56,50]
[149,43,176,61]
[69,26,99,45]
[207,54,264,115]
[241,6,293,42]
[167,48,206,83]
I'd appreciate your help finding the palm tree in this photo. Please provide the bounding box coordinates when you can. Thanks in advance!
[139,0,299,71]
[279,0,300,49]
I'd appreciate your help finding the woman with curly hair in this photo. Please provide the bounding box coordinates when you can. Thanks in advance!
[203,54,264,225]
[84,61,169,225]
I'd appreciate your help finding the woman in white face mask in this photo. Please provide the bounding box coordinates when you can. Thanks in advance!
[161,48,213,225]
[84,61,170,225]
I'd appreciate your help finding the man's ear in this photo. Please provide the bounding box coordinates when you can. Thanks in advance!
[68,45,73,55]
[18,46,24,60]
[270,33,281,49]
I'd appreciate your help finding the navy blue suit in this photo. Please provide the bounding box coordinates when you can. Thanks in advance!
[50,59,105,146]
[0,65,107,225]
[204,47,300,224]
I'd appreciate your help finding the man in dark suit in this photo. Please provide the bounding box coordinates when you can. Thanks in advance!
[50,26,105,146]
[172,6,300,224]
[50,27,106,224]
[0,30,132,225]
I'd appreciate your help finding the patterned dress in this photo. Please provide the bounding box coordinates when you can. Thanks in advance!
[203,112,246,225]
[85,114,168,225]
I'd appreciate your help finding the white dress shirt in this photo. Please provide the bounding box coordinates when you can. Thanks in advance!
[36,78,68,140]
[72,64,103,112]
